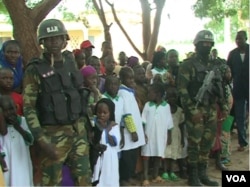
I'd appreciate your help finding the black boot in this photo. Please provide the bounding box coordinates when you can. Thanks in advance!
[198,162,219,186]
[177,159,188,179]
[215,151,228,171]
[187,164,202,186]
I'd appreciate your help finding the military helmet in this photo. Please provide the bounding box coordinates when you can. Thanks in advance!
[37,19,70,44]
[193,30,214,45]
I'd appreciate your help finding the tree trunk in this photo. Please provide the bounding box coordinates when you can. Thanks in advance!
[3,0,62,66]
[146,0,165,61]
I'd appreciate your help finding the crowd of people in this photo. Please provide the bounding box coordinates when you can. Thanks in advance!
[0,18,249,187]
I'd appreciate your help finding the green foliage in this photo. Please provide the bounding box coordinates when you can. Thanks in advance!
[84,0,96,14]
[193,0,249,41]
[25,0,43,9]
[57,4,76,21]
[193,0,249,21]
[204,20,224,42]
[0,0,8,14]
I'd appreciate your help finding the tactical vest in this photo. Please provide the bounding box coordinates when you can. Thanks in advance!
[32,55,84,126]
[187,57,223,106]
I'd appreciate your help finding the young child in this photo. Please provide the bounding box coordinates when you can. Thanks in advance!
[133,65,148,113]
[149,51,168,84]
[73,48,86,69]
[102,75,124,149]
[163,85,188,181]
[87,56,106,94]
[118,66,146,185]
[0,68,23,115]
[220,64,234,166]
[0,95,34,186]
[133,65,148,174]
[91,98,121,187]
[141,83,173,186]
[81,65,102,120]
[0,40,23,93]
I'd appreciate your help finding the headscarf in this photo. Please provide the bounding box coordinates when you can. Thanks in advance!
[80,65,97,78]
[0,40,23,89]
[127,56,139,68]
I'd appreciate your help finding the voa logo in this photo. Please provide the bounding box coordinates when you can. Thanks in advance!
[226,175,247,183]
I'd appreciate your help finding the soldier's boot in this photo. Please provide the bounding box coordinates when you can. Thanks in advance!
[187,164,202,186]
[198,162,219,186]
[215,151,228,171]
[177,159,188,179]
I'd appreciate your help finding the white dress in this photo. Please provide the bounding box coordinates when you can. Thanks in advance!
[92,124,121,187]
[150,67,168,84]
[165,107,187,159]
[141,101,173,157]
[118,85,146,151]
[0,116,34,186]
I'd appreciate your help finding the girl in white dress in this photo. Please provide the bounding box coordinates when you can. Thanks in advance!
[162,85,188,181]
[91,98,120,187]
[141,83,173,186]
[0,95,34,186]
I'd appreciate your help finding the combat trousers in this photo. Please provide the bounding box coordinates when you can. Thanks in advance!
[39,118,91,186]
[185,107,217,164]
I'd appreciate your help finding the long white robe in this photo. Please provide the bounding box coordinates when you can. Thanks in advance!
[118,85,146,151]
[141,101,173,157]
[165,107,186,159]
[92,124,120,187]
[0,117,34,186]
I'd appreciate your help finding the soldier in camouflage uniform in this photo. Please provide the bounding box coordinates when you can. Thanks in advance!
[23,19,91,186]
[177,30,229,186]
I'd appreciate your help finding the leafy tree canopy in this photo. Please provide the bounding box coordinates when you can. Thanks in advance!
[192,0,249,21]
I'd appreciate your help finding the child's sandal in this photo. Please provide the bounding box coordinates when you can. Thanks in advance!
[142,180,150,186]
[169,172,180,181]
[161,172,170,181]
[152,176,164,183]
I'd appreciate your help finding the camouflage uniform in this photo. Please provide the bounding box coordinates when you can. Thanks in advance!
[178,55,228,163]
[177,30,228,186]
[23,19,91,186]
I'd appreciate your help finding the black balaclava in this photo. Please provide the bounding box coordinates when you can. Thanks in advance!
[196,42,213,57]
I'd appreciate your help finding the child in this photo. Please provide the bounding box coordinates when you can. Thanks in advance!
[166,49,180,86]
[87,56,106,93]
[91,98,121,187]
[219,64,234,166]
[141,83,173,186]
[0,95,34,186]
[133,65,148,113]
[73,48,86,69]
[118,66,146,185]
[133,65,148,174]
[149,51,168,84]
[163,85,188,181]
[102,75,124,149]
[81,65,102,119]
[0,40,23,93]
[0,68,23,115]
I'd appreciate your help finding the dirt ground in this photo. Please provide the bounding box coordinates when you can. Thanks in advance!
[131,128,249,187]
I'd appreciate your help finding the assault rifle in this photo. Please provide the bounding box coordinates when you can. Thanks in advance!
[195,70,215,108]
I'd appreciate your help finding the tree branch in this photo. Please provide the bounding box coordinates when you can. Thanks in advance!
[108,1,144,58]
[30,0,62,25]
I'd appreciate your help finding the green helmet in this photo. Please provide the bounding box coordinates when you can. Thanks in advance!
[193,30,214,45]
[37,19,70,44]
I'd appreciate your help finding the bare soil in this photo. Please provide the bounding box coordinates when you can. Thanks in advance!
[130,129,249,187]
